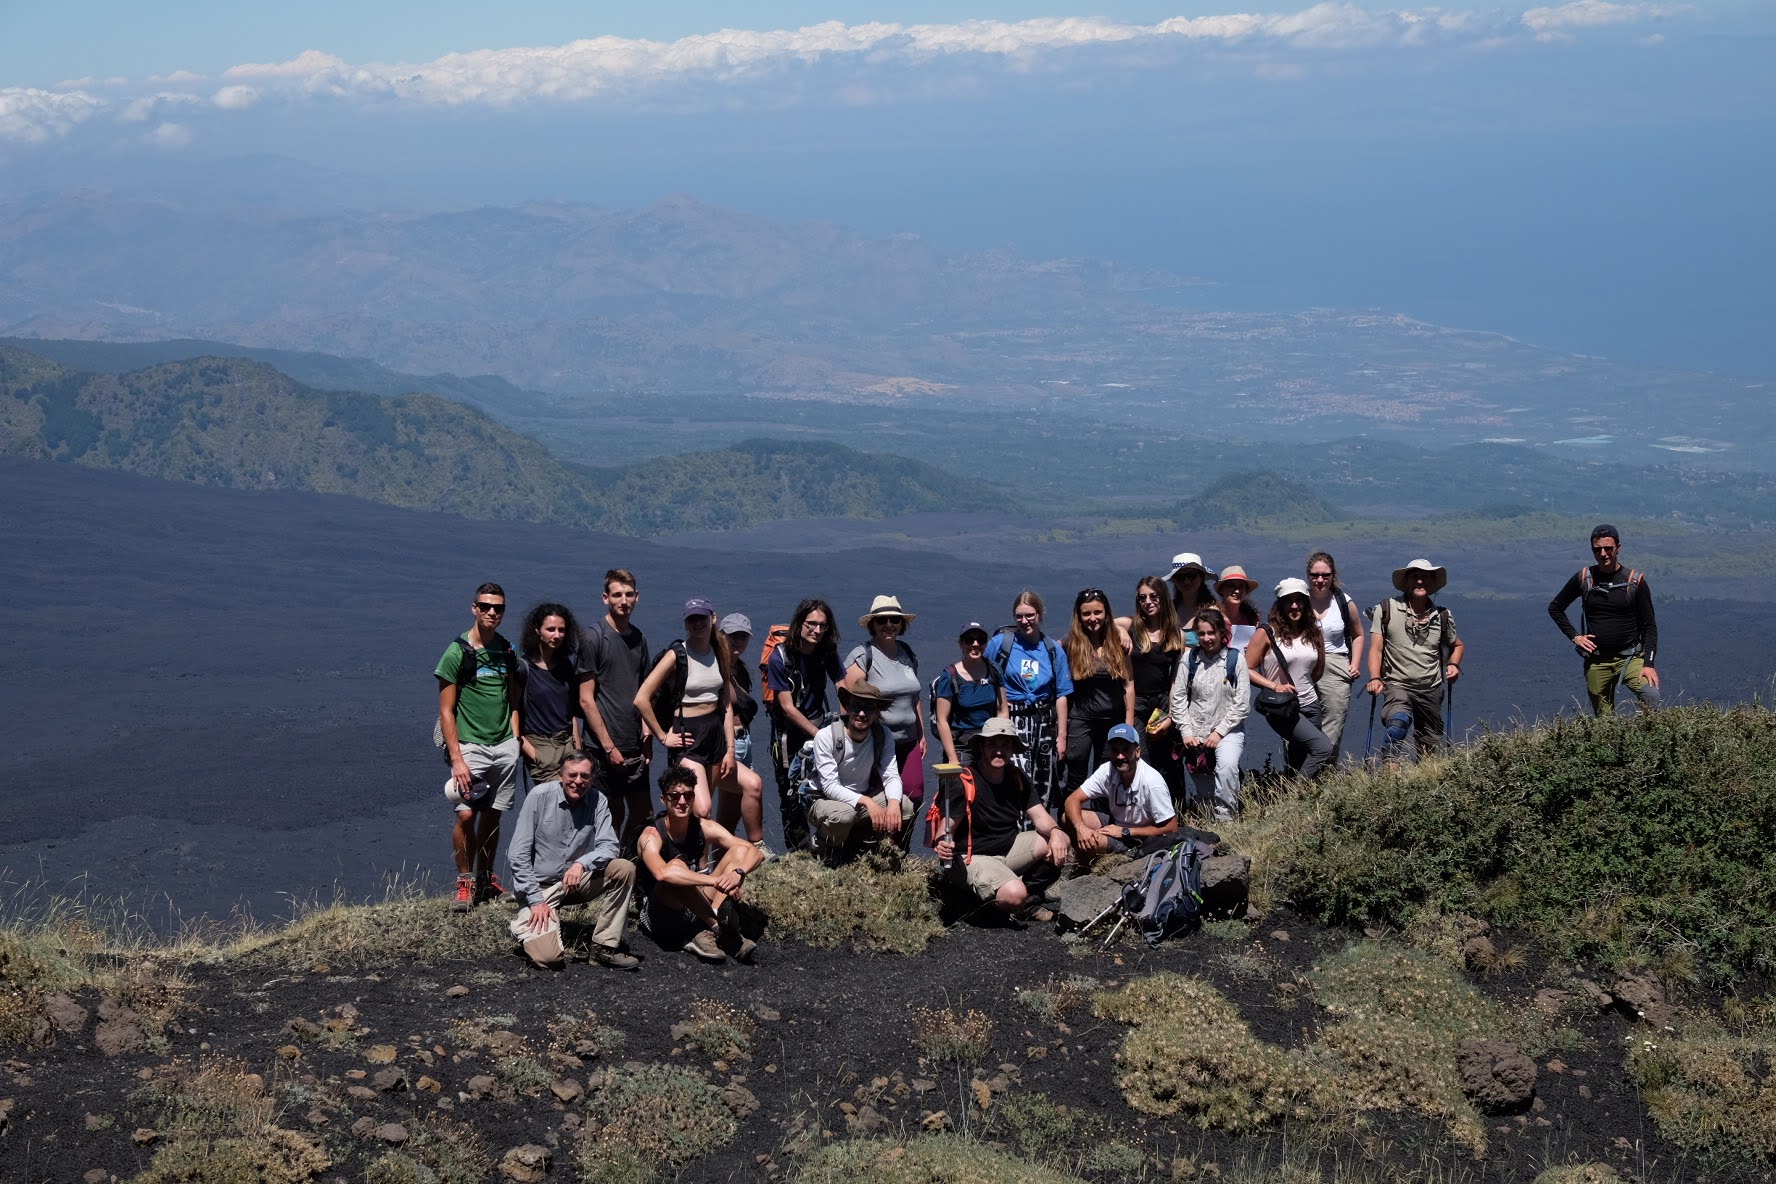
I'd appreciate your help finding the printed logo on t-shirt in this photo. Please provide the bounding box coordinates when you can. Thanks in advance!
[1019,658,1040,683]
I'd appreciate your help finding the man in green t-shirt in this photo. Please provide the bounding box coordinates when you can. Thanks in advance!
[436,582,521,911]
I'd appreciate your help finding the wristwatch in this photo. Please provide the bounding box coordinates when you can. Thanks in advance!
[1120,826,1132,840]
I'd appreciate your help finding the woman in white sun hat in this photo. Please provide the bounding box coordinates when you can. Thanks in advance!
[839,594,929,810]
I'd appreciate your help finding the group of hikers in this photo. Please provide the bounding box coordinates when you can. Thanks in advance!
[434,525,1659,970]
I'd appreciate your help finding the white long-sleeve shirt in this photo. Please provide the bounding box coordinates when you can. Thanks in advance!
[1169,646,1251,738]
[811,721,902,806]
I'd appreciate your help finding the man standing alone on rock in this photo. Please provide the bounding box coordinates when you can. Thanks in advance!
[577,569,652,851]
[930,718,1070,919]
[1547,524,1660,716]
[436,582,522,911]
[1366,559,1465,757]
[506,749,639,970]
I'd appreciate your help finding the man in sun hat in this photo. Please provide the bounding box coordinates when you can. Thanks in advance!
[930,717,1070,918]
[1547,524,1660,716]
[1063,722,1179,861]
[804,680,915,857]
[1366,559,1465,757]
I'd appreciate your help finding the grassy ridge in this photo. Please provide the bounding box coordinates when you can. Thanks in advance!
[0,348,1004,534]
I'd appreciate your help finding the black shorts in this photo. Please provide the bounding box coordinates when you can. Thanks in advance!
[669,712,727,768]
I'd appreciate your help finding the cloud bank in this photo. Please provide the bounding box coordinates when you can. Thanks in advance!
[6,3,1693,143]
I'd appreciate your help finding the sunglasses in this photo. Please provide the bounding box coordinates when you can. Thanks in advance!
[803,619,830,630]
[848,704,882,717]
[1136,592,1162,603]
[474,601,506,614]
[662,790,694,802]
[1308,572,1334,581]
[962,635,988,646]
[1076,588,1107,604]
[1592,544,1618,554]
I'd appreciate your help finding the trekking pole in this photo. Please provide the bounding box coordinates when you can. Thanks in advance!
[1076,896,1122,938]
[1100,911,1130,951]
[1445,682,1456,750]
[1364,693,1377,761]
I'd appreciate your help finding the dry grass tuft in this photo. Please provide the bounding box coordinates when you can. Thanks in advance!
[217,883,512,970]
[746,853,945,955]
[674,997,757,1061]
[1626,1014,1776,1161]
[128,1055,331,1184]
[792,1134,1088,1183]
[362,1118,491,1184]
[909,1003,995,1066]
[577,1062,740,1184]
[1012,975,1100,1023]
[131,1127,332,1184]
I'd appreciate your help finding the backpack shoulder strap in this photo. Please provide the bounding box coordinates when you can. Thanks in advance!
[1224,647,1238,685]
[452,635,479,687]
[1336,589,1357,637]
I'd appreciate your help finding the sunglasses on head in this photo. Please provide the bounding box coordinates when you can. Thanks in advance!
[1076,588,1106,605]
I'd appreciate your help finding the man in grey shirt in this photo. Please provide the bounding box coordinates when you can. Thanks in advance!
[577,568,652,849]
[506,748,639,970]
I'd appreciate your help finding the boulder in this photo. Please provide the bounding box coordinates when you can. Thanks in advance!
[41,993,89,1036]
[374,1122,409,1145]
[1612,973,1674,1027]
[93,1005,146,1057]
[372,1068,407,1093]
[1200,854,1250,915]
[1055,876,1123,927]
[1457,1040,1537,1113]
[499,1144,552,1182]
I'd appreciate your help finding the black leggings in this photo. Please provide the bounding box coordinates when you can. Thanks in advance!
[1064,714,1118,799]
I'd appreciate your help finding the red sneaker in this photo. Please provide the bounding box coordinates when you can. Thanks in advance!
[452,874,475,912]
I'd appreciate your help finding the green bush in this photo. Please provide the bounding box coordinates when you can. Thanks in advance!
[1269,706,1776,979]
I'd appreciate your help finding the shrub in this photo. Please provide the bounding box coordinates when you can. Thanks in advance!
[219,882,511,970]
[131,1128,331,1184]
[792,1134,1087,1183]
[1627,1021,1776,1161]
[673,997,757,1061]
[747,853,945,955]
[909,1004,994,1066]
[1261,707,1776,980]
[577,1063,738,1184]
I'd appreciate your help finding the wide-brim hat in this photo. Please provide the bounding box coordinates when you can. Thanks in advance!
[1216,565,1258,594]
[1392,558,1449,594]
[1274,577,1311,601]
[838,679,892,709]
[859,594,916,628]
[971,716,1026,752]
[1166,552,1214,580]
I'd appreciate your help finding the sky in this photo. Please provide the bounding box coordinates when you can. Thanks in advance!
[2,2,1773,373]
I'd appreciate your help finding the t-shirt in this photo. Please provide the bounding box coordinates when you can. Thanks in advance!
[1547,566,1657,664]
[933,664,999,734]
[576,620,650,751]
[520,659,578,737]
[947,765,1038,858]
[984,633,1073,706]
[1371,599,1460,690]
[845,642,921,746]
[1076,758,1176,827]
[434,633,515,746]
[811,721,903,805]
[1267,633,1321,708]
[767,646,846,737]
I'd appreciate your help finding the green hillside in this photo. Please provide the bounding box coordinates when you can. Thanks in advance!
[0,348,1003,535]
[1173,469,1343,530]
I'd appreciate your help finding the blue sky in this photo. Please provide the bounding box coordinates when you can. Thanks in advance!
[2,3,1772,373]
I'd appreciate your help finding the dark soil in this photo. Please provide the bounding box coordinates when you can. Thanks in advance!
[2,906,1762,1184]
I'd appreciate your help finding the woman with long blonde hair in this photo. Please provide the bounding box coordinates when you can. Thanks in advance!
[1061,588,1135,802]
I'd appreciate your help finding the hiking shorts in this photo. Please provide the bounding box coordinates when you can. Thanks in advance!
[1585,655,1660,716]
[667,712,727,769]
[963,830,1045,901]
[445,737,520,813]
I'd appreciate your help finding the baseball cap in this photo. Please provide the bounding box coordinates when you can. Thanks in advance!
[682,597,716,620]
[719,612,752,636]
[1107,723,1142,746]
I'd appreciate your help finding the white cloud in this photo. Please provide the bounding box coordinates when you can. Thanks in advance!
[120,90,204,123]
[150,69,207,83]
[146,121,191,147]
[0,86,104,143]
[212,84,260,110]
[1522,2,1676,39]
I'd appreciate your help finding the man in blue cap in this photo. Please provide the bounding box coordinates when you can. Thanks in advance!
[1063,722,1179,859]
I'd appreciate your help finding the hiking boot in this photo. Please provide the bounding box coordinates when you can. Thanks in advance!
[475,872,507,903]
[451,874,475,912]
[1021,905,1057,925]
[683,928,727,964]
[754,841,779,863]
[729,936,758,964]
[592,945,641,972]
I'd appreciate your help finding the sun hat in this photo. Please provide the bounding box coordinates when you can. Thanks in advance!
[1166,552,1215,580]
[838,679,891,709]
[443,772,491,807]
[859,594,916,628]
[719,612,752,636]
[971,716,1027,752]
[1274,577,1311,601]
[682,597,716,620]
[1216,566,1257,594]
[1107,723,1142,746]
[1391,559,1448,594]
[958,620,989,641]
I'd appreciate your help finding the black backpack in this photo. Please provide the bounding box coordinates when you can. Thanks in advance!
[649,640,692,735]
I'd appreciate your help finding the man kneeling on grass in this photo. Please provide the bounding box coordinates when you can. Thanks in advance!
[931,717,1070,920]
[507,749,640,970]
[637,765,766,965]
[1063,723,1179,865]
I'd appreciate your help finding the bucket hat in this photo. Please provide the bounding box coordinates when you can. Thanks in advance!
[1391,559,1448,594]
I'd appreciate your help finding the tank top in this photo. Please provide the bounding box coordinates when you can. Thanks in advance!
[1129,635,1180,708]
[681,644,723,707]
[650,812,707,871]
[1315,596,1350,657]
[1269,634,1321,708]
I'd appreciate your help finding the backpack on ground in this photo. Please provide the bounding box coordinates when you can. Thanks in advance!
[432,633,516,749]
[928,662,1003,740]
[1120,835,1214,945]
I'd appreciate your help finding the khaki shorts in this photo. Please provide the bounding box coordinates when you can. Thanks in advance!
[964,830,1045,901]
